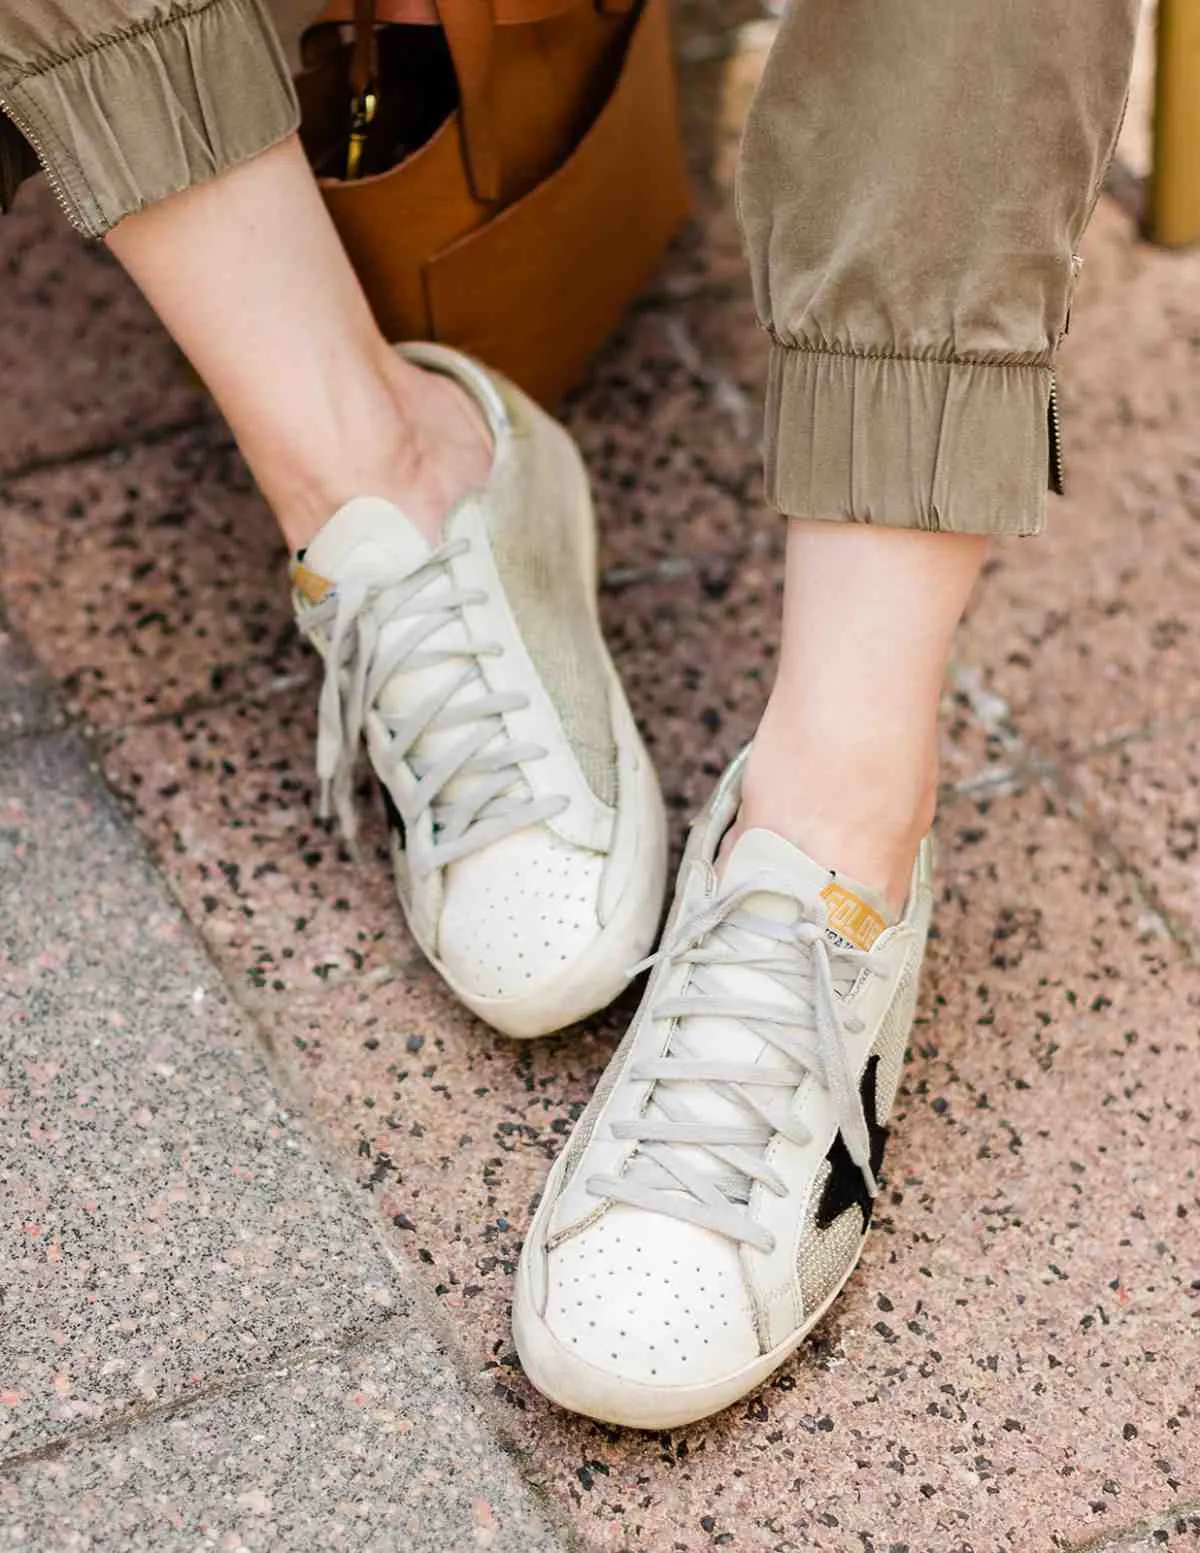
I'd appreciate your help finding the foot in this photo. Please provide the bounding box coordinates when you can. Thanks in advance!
[514,749,934,1427]
[292,343,668,1038]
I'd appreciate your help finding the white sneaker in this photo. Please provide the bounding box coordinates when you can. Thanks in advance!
[291,343,667,1038]
[514,751,934,1426]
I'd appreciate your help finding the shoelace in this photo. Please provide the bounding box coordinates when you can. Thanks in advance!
[301,537,567,873]
[587,871,886,1253]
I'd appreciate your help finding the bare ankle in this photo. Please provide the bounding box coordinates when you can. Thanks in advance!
[736,728,936,914]
[256,353,493,551]
[381,357,493,539]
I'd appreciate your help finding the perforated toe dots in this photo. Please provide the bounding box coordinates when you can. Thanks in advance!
[542,1208,760,1388]
[438,828,605,999]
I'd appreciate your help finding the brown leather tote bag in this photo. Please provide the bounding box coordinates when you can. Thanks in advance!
[295,0,691,405]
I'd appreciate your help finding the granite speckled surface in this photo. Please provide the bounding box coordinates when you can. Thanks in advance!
[0,731,407,1457]
[98,698,406,999]
[0,183,207,477]
[1,1333,565,1553]
[0,426,309,730]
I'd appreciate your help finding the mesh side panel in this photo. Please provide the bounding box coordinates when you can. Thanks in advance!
[868,951,920,1122]
[556,1021,641,1195]
[488,433,618,808]
[797,1162,867,1320]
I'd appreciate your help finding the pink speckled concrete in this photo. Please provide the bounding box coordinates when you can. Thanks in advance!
[249,780,1200,1553]
[1,424,309,728]
[956,198,1200,760]
[98,697,407,998]
[567,304,775,581]
[0,181,206,475]
[1069,726,1200,949]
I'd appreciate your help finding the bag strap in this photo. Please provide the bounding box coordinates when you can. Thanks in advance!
[434,0,635,201]
[350,0,377,99]
[332,0,636,197]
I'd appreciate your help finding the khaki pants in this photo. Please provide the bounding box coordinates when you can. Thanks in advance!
[0,0,1140,536]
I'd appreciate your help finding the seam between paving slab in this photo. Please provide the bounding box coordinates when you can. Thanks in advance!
[0,411,216,494]
[1068,1499,1200,1551]
[0,1312,416,1473]
[942,662,1200,962]
[0,1301,586,1553]
[0,676,584,1553]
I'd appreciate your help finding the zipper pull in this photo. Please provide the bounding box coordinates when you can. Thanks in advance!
[346,89,378,181]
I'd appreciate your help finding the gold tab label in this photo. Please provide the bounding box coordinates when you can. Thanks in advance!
[290,560,333,606]
[820,881,887,951]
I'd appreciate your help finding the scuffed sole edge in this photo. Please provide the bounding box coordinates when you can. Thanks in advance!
[513,1225,869,1430]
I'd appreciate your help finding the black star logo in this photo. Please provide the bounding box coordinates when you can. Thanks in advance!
[815,1054,889,1230]
[379,780,407,849]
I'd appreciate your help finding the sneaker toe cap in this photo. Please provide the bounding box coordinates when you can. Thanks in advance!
[437,828,605,1000]
[542,1207,760,1389]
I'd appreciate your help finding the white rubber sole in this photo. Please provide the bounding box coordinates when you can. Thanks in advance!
[513,1212,869,1430]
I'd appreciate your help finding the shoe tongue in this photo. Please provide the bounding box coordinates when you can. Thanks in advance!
[300,496,431,591]
[720,827,893,952]
[295,495,522,835]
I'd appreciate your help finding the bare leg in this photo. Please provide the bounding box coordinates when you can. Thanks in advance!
[736,521,988,912]
[105,136,491,550]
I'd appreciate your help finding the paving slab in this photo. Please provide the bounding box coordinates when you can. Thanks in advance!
[0,727,569,1550]
[0,181,206,477]
[99,696,406,999]
[1,1331,565,1553]
[0,425,309,730]
[0,731,411,1457]
[245,780,1200,1553]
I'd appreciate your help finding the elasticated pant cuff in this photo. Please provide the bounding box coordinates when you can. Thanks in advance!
[762,343,1053,537]
[2,0,299,238]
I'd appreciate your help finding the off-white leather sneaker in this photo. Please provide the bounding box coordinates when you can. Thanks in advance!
[292,343,667,1038]
[514,751,933,1425]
